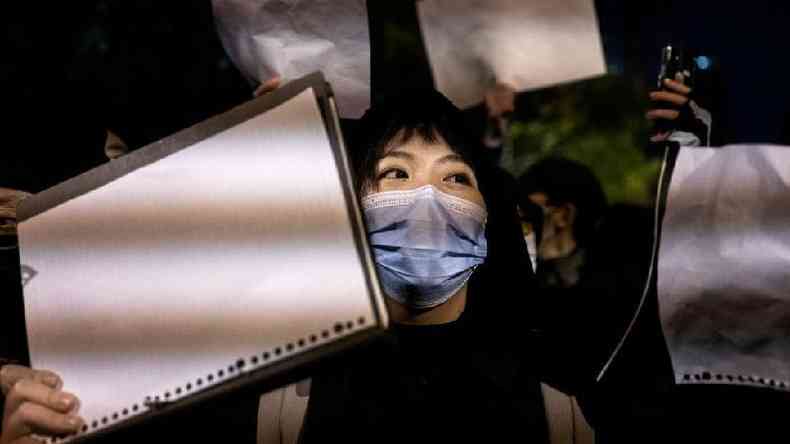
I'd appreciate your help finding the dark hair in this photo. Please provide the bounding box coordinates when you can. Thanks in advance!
[518,157,607,246]
[347,89,539,337]
[348,89,484,194]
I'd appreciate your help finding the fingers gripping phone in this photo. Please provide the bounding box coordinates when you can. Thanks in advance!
[655,44,695,133]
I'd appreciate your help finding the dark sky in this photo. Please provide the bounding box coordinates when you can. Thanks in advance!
[3,0,789,192]
[3,2,250,146]
[1,2,250,191]
[629,0,790,144]
[2,0,626,150]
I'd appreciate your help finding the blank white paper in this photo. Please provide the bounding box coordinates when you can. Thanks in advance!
[212,0,370,118]
[18,89,382,438]
[659,144,790,391]
[417,0,607,109]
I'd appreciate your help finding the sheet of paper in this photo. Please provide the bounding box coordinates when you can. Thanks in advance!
[18,89,379,439]
[417,0,607,109]
[212,0,370,118]
[659,144,790,391]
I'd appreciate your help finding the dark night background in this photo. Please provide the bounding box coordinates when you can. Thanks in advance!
[3,2,790,442]
[633,0,790,145]
[3,1,790,193]
[0,0,634,193]
[2,2,250,192]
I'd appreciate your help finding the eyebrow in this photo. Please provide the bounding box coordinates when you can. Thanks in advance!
[435,153,467,166]
[380,150,415,161]
[381,151,467,168]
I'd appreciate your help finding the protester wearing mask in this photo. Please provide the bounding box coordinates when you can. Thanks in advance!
[1,90,594,444]
[517,158,658,399]
[271,91,592,444]
[518,158,607,290]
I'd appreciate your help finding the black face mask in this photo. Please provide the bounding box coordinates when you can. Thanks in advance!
[535,248,586,290]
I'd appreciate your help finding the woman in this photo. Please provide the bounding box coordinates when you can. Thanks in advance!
[0,90,591,444]
[266,90,591,443]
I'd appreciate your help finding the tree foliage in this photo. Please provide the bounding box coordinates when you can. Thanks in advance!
[509,75,659,206]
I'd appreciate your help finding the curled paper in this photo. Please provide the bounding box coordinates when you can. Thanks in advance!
[417,0,606,109]
[212,0,371,117]
[659,144,790,391]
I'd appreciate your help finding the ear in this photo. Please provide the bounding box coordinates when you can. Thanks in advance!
[552,203,577,229]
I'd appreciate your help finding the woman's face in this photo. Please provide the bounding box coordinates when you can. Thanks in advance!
[364,133,485,324]
[367,133,485,207]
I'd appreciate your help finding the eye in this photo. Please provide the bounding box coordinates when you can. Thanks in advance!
[444,173,473,186]
[378,168,409,180]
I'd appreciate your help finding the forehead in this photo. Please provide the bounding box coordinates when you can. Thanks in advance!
[527,192,549,207]
[381,132,464,163]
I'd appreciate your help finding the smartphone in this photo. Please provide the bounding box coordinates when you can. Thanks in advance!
[657,44,694,89]
[655,44,694,134]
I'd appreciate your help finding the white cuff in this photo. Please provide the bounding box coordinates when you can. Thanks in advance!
[669,131,701,147]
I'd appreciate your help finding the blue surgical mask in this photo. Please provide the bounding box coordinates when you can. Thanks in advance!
[362,185,488,309]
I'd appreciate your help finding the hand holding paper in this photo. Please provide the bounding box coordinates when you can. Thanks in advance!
[16,74,387,443]
[0,365,83,444]
[417,0,607,108]
[212,0,371,117]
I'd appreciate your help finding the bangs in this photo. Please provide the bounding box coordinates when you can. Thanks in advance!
[351,100,482,193]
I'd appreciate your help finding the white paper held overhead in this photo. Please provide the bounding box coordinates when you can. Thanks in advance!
[417,0,607,109]
[212,0,371,118]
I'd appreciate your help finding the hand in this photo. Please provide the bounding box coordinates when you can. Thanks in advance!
[646,78,692,142]
[0,188,30,222]
[253,76,282,98]
[484,83,516,119]
[1,365,83,444]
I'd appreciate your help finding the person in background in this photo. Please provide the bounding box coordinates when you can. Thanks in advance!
[518,158,607,290]
[517,158,657,401]
[482,83,517,151]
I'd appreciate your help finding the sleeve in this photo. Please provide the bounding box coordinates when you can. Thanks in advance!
[667,99,713,147]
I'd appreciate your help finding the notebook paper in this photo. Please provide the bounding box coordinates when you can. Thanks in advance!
[18,87,383,440]
[658,144,790,391]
